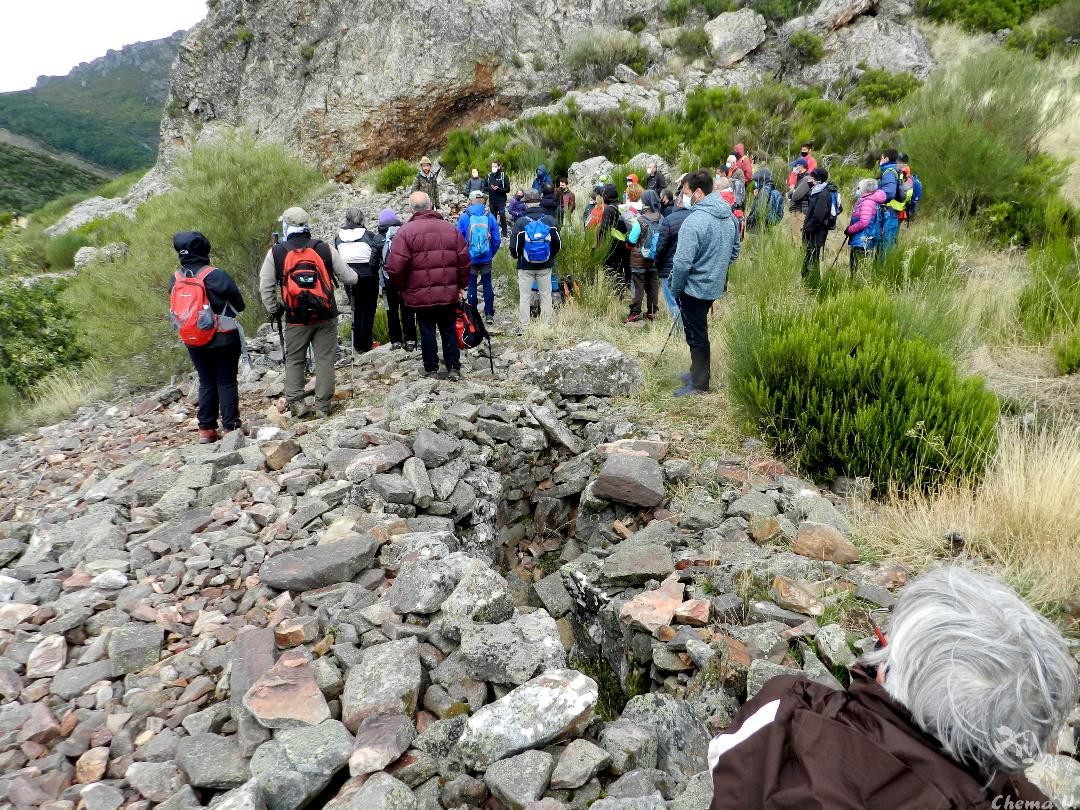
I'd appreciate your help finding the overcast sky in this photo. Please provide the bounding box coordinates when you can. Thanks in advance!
[0,1,207,92]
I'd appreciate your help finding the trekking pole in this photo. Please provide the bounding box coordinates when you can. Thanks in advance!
[827,233,850,274]
[655,316,679,366]
[275,314,285,367]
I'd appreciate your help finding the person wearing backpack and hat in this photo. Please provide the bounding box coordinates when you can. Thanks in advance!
[626,189,665,323]
[169,231,246,443]
[373,208,416,350]
[259,206,358,419]
[385,192,471,379]
[801,167,838,286]
[456,190,501,323]
[510,188,562,328]
[335,207,381,354]
[411,157,440,211]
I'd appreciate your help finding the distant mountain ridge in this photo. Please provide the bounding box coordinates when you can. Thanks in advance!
[0,31,184,175]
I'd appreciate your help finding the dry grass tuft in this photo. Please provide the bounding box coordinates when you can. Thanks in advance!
[857,421,1080,616]
[3,362,112,434]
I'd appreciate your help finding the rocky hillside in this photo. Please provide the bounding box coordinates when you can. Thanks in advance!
[0,32,184,175]
[1,321,1077,809]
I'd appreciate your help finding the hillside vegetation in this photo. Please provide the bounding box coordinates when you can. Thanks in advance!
[0,143,105,212]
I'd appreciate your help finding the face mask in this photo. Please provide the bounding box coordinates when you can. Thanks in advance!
[682,194,693,207]
[491,166,498,173]
[800,150,809,156]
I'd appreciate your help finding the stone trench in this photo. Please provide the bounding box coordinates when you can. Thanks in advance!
[2,325,1078,810]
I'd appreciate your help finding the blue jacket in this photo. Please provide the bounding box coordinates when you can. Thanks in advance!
[456,203,501,265]
[669,193,740,302]
[532,165,553,193]
[878,162,901,219]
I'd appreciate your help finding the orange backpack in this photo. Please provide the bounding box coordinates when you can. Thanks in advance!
[170,267,219,346]
[275,241,335,324]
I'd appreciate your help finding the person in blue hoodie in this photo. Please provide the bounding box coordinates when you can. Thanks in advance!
[669,169,741,396]
[877,147,902,261]
[532,165,553,193]
[456,190,502,321]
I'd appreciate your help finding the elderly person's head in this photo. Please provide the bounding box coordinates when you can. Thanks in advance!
[344,207,364,228]
[714,176,732,192]
[408,191,431,212]
[856,178,878,198]
[864,567,1077,775]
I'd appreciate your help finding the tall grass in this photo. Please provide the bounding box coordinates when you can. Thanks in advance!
[565,30,649,83]
[1,361,112,434]
[858,421,1080,614]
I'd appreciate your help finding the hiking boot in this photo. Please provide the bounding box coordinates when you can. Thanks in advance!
[404,342,417,352]
[674,383,707,397]
[645,312,655,321]
[446,368,462,381]
[390,342,403,350]
[422,368,440,378]
[198,428,220,444]
[315,409,331,420]
[289,402,309,419]
[626,313,643,324]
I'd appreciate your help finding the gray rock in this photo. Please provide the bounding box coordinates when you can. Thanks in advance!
[607,769,671,799]
[345,441,413,482]
[534,571,574,619]
[439,561,514,629]
[250,719,354,810]
[155,785,202,810]
[387,558,458,614]
[259,534,379,591]
[746,659,804,700]
[600,720,659,775]
[176,733,249,789]
[590,793,666,809]
[485,750,554,809]
[528,341,644,397]
[50,659,113,700]
[601,543,674,585]
[80,783,124,810]
[815,623,855,668]
[592,454,665,508]
[207,778,264,810]
[440,774,488,808]
[106,622,163,675]
[349,772,417,809]
[342,637,422,731]
[704,8,767,65]
[402,457,434,508]
[727,491,777,520]
[454,669,597,769]
[349,714,416,776]
[459,610,565,685]
[126,761,187,802]
[666,770,714,810]
[620,693,709,780]
[550,738,612,789]
[371,473,415,504]
[528,404,584,455]
[413,428,461,467]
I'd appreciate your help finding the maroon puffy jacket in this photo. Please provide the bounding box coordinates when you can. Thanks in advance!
[385,210,470,309]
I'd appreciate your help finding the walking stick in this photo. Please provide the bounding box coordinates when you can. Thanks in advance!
[655,316,679,366]
[827,233,850,274]
[275,313,285,368]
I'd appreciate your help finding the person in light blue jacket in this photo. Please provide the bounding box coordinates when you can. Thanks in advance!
[456,191,502,321]
[669,169,741,396]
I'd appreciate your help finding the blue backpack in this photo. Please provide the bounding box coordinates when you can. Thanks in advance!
[766,187,785,225]
[467,213,491,260]
[523,217,553,264]
[639,218,663,260]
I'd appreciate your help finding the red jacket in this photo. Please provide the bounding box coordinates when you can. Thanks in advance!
[733,143,753,187]
[385,210,470,309]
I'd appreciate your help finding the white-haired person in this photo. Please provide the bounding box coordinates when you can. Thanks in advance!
[709,566,1077,809]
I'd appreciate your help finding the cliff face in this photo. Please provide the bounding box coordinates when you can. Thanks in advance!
[161,0,655,180]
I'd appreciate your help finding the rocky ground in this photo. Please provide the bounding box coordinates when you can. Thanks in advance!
[1,303,1078,810]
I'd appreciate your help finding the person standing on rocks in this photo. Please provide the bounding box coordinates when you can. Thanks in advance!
[456,190,501,323]
[510,188,562,328]
[385,192,470,379]
[334,207,380,354]
[486,160,511,236]
[373,208,416,350]
[169,231,246,443]
[411,157,440,211]
[465,168,486,196]
[259,207,358,418]
[708,566,1076,810]
[669,169,740,396]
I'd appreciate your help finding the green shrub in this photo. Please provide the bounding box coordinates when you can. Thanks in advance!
[62,132,325,383]
[375,159,416,193]
[727,287,999,491]
[44,231,89,270]
[901,47,1074,245]
[565,30,649,82]
[300,44,315,60]
[1054,328,1080,374]
[663,0,694,23]
[787,30,824,64]
[0,278,86,390]
[626,14,648,33]
[1018,238,1080,341]
[236,25,254,44]
[917,0,1060,32]
[851,69,920,106]
[677,27,712,59]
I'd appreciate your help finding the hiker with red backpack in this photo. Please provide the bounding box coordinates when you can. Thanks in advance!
[169,231,246,444]
[258,206,357,419]
[385,192,471,380]
[456,190,501,323]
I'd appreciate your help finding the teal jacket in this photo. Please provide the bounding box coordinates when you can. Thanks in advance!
[669,192,740,302]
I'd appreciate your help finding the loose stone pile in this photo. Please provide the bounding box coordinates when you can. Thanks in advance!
[1,332,1077,810]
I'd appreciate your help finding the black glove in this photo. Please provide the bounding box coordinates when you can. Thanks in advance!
[270,303,284,321]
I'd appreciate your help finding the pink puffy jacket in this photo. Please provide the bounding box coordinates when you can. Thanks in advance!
[846,189,887,236]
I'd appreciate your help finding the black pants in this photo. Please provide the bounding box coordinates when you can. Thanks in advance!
[187,339,242,430]
[680,294,712,392]
[416,304,460,372]
[802,234,825,285]
[385,284,416,346]
[491,204,509,235]
[849,246,872,274]
[349,276,379,352]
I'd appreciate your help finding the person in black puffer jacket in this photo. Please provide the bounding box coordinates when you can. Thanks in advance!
[169,231,246,443]
[654,183,693,326]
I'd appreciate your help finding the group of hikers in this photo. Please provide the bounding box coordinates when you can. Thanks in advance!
[167,143,923,439]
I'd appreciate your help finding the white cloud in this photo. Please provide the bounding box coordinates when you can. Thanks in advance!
[0,0,207,93]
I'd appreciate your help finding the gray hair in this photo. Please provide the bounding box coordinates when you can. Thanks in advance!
[714,176,732,191]
[408,191,431,212]
[524,188,541,203]
[344,207,364,227]
[857,178,878,197]
[863,566,1077,776]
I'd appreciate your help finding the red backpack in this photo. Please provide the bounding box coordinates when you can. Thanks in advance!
[170,267,219,346]
[275,241,335,324]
